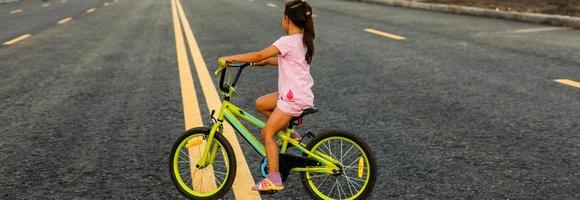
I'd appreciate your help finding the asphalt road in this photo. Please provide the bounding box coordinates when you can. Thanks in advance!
[1,0,579,199]
[0,0,109,42]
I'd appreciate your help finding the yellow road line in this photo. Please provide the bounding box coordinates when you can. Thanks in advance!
[103,2,109,6]
[554,79,580,88]
[171,0,202,141]
[42,3,50,7]
[266,3,277,8]
[58,17,72,24]
[364,28,406,41]
[86,8,96,13]
[10,9,22,14]
[175,0,262,199]
[3,34,31,46]
[170,0,217,192]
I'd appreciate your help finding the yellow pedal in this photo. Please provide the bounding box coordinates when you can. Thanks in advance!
[357,156,364,178]
[186,138,203,148]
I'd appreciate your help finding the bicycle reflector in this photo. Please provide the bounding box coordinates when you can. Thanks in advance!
[358,156,364,178]
[186,138,203,148]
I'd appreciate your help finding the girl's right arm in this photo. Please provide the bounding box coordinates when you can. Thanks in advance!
[255,57,278,66]
[222,45,279,65]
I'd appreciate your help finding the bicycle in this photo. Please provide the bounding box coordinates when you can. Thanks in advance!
[169,61,377,200]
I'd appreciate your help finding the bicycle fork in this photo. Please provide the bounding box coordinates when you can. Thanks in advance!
[196,110,224,169]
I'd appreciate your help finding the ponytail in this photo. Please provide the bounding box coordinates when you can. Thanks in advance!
[303,5,315,64]
[285,0,316,64]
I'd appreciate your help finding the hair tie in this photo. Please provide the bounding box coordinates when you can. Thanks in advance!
[290,3,300,8]
[306,11,311,16]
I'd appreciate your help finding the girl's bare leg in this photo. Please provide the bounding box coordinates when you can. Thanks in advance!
[261,108,293,173]
[256,92,302,141]
[255,92,278,117]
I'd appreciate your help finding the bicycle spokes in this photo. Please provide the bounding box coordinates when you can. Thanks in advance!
[174,134,229,196]
[306,137,371,199]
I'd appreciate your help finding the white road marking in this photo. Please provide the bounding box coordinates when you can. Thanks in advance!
[58,17,72,24]
[512,27,571,34]
[364,28,406,41]
[10,9,22,14]
[554,79,580,88]
[3,34,31,46]
[267,3,276,8]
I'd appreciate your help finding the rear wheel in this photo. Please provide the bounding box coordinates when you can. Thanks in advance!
[169,127,237,199]
[301,131,377,200]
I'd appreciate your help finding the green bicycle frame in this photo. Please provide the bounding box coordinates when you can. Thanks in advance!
[196,99,340,174]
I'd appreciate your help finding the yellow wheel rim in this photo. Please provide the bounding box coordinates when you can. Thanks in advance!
[305,137,371,200]
[172,133,230,197]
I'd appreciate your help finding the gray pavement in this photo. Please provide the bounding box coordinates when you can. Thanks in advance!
[1,0,579,199]
[0,0,107,42]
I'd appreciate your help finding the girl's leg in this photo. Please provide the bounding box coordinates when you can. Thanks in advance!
[261,107,293,173]
[255,92,278,117]
[256,93,302,142]
[251,108,293,191]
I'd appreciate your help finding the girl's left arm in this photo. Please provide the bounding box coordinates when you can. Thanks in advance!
[223,46,279,64]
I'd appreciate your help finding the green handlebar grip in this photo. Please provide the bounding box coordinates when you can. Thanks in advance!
[214,58,227,75]
[218,58,227,67]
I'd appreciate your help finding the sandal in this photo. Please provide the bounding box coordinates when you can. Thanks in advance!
[251,178,285,191]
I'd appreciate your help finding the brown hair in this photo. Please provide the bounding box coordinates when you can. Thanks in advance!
[284,0,315,64]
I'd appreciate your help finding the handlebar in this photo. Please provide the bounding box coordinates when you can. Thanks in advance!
[216,62,253,93]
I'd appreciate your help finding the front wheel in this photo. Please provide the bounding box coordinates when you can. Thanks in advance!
[301,130,377,200]
[169,127,237,199]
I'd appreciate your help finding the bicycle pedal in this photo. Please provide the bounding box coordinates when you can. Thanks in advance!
[299,131,315,143]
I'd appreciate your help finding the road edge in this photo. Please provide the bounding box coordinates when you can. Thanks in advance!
[344,0,580,29]
[0,0,19,4]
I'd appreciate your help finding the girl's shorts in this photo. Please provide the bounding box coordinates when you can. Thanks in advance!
[276,98,308,117]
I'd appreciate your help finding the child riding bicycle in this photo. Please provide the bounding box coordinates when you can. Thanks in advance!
[220,0,315,192]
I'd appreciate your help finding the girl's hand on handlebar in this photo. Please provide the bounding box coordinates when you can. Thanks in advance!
[215,57,230,75]
[219,57,232,67]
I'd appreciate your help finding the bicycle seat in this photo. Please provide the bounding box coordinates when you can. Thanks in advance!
[289,107,318,127]
[298,107,318,118]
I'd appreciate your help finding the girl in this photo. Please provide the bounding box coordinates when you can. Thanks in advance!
[220,0,315,192]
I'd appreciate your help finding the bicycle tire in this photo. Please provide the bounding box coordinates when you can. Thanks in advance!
[169,127,237,200]
[301,130,377,200]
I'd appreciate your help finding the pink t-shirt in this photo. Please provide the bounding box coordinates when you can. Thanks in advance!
[272,34,314,114]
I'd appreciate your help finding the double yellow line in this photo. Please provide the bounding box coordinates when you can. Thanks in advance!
[170,0,261,199]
